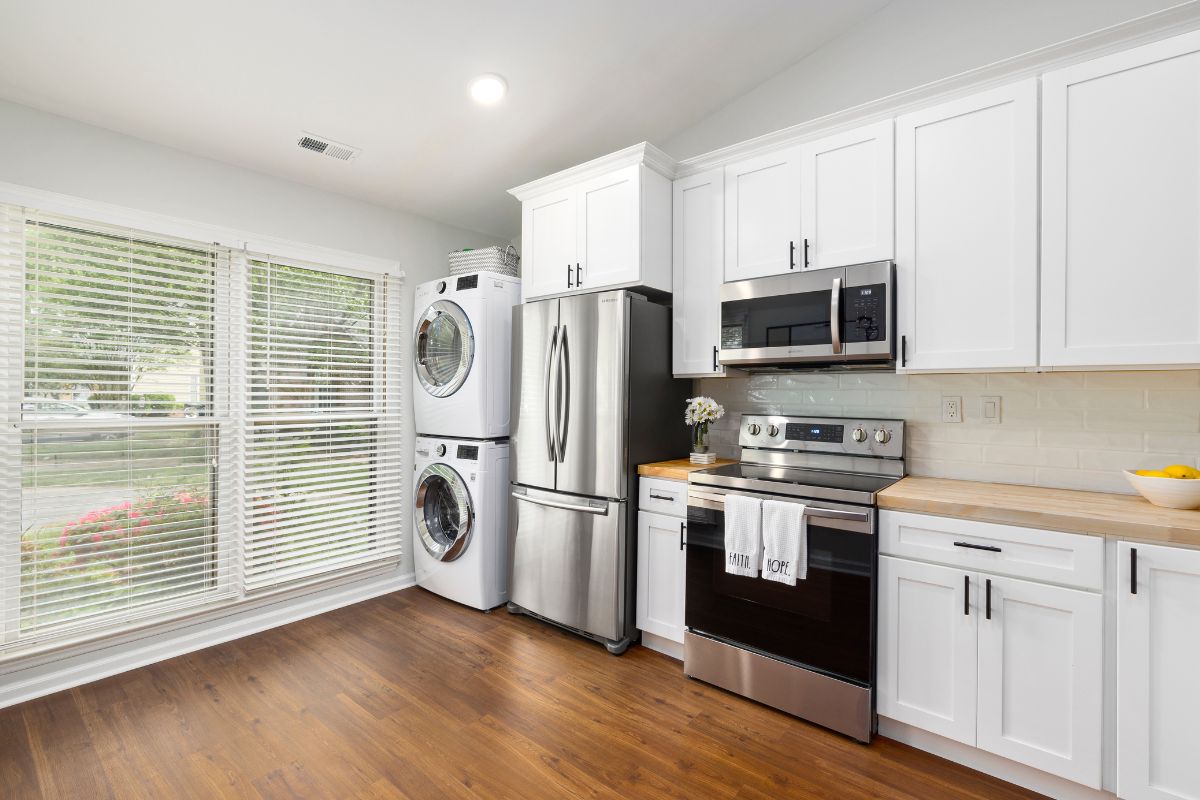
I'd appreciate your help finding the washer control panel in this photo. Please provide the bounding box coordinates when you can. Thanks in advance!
[739,414,904,459]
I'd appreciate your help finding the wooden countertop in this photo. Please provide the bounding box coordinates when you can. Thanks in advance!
[638,458,736,481]
[879,476,1200,547]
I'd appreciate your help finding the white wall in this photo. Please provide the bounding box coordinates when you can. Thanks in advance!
[0,97,507,583]
[663,0,1186,159]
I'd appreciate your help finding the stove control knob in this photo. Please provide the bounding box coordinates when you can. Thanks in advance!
[748,423,762,436]
[851,427,867,443]
[767,424,779,437]
[874,429,891,444]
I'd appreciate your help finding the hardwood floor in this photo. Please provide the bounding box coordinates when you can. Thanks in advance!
[0,587,1044,799]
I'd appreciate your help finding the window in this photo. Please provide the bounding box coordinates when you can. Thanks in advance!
[0,203,403,657]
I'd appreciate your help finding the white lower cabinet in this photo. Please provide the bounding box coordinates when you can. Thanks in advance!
[636,480,687,648]
[1117,541,1200,800]
[878,512,1104,789]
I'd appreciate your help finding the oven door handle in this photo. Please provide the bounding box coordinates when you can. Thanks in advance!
[687,491,868,524]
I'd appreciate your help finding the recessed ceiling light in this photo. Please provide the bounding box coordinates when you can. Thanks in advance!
[469,73,507,105]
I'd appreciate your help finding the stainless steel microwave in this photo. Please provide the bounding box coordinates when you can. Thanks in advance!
[719,260,895,369]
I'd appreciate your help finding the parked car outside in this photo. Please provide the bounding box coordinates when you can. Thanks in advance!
[21,398,133,442]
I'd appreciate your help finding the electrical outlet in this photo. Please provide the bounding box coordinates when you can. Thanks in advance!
[942,396,962,423]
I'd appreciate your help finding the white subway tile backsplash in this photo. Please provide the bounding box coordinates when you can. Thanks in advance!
[694,369,1200,494]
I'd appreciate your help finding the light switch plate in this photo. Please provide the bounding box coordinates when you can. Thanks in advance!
[942,396,962,423]
[981,395,1002,424]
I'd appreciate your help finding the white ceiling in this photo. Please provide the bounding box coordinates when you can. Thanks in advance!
[0,0,890,238]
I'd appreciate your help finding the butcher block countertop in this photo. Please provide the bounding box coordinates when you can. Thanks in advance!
[879,476,1200,547]
[638,458,736,481]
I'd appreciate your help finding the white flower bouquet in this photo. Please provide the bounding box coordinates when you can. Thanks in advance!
[684,396,724,454]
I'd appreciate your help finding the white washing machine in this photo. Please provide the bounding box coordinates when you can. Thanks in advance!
[412,435,510,610]
[413,271,521,439]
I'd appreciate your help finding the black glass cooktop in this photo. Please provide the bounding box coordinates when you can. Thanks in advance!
[689,462,901,504]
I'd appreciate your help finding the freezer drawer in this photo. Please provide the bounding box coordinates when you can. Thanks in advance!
[509,485,627,642]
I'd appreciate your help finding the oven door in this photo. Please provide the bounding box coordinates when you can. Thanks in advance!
[685,485,876,687]
[718,260,893,366]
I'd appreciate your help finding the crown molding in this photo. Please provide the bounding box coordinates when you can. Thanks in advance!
[507,141,677,202]
[673,0,1200,178]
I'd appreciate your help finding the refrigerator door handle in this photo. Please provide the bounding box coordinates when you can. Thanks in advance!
[545,324,560,463]
[511,490,608,515]
[557,324,570,463]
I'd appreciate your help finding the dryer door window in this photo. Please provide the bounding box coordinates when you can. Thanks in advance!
[414,301,474,398]
[414,463,474,562]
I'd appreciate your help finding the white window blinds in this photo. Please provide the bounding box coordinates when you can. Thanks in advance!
[0,203,403,657]
[242,255,404,590]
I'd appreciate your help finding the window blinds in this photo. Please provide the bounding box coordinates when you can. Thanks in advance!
[0,204,403,657]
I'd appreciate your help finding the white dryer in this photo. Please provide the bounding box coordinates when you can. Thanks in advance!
[413,271,521,439]
[413,436,510,610]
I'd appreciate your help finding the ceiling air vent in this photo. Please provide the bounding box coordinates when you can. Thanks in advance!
[296,132,360,162]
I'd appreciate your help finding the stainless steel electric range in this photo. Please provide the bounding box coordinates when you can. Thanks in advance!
[684,414,905,743]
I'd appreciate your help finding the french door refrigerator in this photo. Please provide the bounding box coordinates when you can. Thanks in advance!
[508,290,690,653]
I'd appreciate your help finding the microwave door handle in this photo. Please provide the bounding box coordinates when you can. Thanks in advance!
[545,325,560,462]
[830,276,843,355]
[557,325,570,463]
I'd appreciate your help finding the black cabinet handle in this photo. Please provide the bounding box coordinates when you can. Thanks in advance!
[575,263,582,287]
[680,521,686,551]
[566,264,572,289]
[712,345,719,372]
[985,578,992,620]
[954,541,1002,553]
[649,493,674,501]
[803,238,810,268]
[964,575,970,616]
[789,240,795,270]
[1131,547,1138,595]
[900,335,907,367]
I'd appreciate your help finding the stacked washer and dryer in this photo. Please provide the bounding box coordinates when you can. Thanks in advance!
[411,270,520,610]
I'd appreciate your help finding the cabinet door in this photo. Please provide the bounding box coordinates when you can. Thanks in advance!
[799,120,894,270]
[878,556,978,745]
[1117,542,1200,800]
[636,511,686,644]
[1042,31,1200,367]
[672,169,725,376]
[522,187,577,301]
[724,147,802,281]
[976,575,1103,788]
[576,164,640,291]
[895,80,1038,371]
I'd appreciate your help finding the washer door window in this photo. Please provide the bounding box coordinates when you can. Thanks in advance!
[415,301,474,397]
[414,463,474,562]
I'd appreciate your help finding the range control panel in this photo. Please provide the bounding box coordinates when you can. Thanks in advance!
[739,414,904,459]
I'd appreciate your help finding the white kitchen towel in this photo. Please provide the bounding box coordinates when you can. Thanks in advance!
[761,500,807,586]
[723,494,762,577]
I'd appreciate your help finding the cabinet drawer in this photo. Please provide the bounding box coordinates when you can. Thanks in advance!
[879,510,1103,590]
[638,477,687,518]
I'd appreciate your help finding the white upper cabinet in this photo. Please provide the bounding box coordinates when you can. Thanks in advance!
[1117,541,1200,800]
[511,144,673,302]
[800,120,894,270]
[895,81,1039,371]
[723,147,802,281]
[1042,31,1200,367]
[522,187,577,301]
[672,168,725,377]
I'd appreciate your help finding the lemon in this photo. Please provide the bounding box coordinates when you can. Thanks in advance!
[1137,470,1171,478]
[1163,465,1198,479]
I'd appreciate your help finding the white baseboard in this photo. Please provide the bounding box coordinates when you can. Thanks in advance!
[0,570,416,710]
[639,631,684,661]
[878,717,1115,800]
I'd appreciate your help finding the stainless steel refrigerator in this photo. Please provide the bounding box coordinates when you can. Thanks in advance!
[507,290,690,653]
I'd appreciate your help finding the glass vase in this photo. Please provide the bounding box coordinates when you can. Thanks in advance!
[692,422,710,454]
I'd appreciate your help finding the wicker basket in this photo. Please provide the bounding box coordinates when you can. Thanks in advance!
[448,244,520,277]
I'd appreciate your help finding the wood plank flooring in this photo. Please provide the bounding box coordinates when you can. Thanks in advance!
[0,587,1045,799]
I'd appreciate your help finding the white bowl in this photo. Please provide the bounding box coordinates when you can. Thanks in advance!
[1124,470,1200,510]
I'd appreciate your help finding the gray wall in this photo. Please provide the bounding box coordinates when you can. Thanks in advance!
[0,98,507,580]
[663,0,1185,159]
